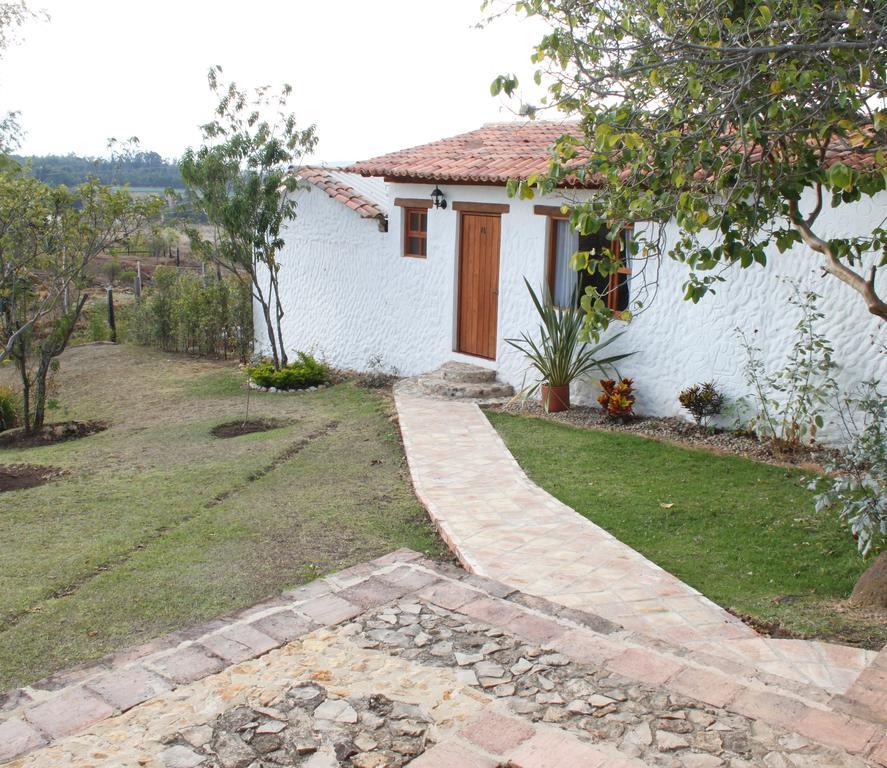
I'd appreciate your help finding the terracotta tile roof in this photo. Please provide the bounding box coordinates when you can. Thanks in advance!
[348,121,879,187]
[298,166,388,222]
[347,121,584,185]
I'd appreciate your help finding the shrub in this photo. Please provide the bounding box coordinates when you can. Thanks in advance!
[0,386,19,432]
[505,279,634,396]
[679,382,725,428]
[736,281,837,450]
[598,378,636,420]
[128,267,253,360]
[247,352,328,390]
[810,380,886,556]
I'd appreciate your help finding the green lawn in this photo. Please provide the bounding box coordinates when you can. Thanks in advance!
[486,410,883,648]
[0,344,446,689]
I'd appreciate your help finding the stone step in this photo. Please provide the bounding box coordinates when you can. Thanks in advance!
[418,376,514,400]
[438,361,497,384]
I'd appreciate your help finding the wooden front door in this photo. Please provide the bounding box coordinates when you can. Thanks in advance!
[457,213,501,359]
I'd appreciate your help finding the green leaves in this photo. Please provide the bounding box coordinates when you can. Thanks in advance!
[827,162,853,192]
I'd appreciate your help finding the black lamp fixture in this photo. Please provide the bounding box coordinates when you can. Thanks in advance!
[430,185,447,209]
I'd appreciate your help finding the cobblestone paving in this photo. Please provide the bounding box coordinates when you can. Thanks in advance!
[2,553,883,768]
[393,383,878,695]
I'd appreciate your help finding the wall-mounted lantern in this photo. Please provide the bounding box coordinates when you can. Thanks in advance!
[430,186,447,210]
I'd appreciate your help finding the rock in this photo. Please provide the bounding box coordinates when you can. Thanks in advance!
[391,738,422,756]
[688,711,716,727]
[537,675,555,691]
[692,731,723,753]
[538,653,570,667]
[474,661,506,678]
[656,730,690,751]
[352,754,390,768]
[535,692,565,705]
[455,668,479,686]
[390,702,428,721]
[211,732,255,768]
[269,387,277,393]
[413,632,431,647]
[255,720,287,734]
[429,641,453,657]
[455,651,484,666]
[567,699,593,715]
[390,719,426,737]
[589,694,616,708]
[160,745,206,768]
[353,735,378,752]
[180,725,213,748]
[510,658,533,675]
[334,738,358,761]
[493,683,516,697]
[681,755,724,768]
[361,712,384,730]
[251,733,283,754]
[303,746,339,768]
[624,721,653,747]
[543,706,570,723]
[313,698,358,724]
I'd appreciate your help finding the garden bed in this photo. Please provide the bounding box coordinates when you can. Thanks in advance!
[491,399,831,469]
[210,418,290,438]
[0,464,64,492]
[0,420,108,449]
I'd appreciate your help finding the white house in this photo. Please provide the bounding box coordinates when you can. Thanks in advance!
[261,121,886,436]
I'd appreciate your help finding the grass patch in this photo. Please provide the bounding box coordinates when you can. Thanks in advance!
[0,345,446,689]
[486,410,883,648]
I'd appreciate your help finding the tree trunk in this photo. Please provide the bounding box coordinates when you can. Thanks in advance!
[851,551,887,609]
[20,372,31,435]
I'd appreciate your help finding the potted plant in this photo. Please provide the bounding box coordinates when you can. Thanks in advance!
[506,279,634,413]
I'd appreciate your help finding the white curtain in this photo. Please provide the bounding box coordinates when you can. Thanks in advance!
[552,219,579,307]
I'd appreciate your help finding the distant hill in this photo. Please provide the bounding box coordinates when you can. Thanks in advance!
[13,151,184,189]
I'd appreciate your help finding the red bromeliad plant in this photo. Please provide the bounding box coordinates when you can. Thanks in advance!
[598,378,636,421]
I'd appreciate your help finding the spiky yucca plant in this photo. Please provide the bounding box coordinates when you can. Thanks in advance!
[506,279,634,395]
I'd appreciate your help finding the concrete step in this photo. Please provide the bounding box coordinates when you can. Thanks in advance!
[439,361,497,384]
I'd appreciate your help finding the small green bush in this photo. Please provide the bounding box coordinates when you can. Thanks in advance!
[247,352,328,390]
[0,385,20,431]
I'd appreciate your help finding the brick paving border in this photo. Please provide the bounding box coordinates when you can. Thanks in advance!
[2,550,884,765]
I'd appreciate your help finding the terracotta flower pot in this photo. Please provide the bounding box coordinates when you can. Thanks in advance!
[541,383,570,413]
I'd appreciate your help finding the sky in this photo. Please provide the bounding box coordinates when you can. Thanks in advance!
[0,0,550,162]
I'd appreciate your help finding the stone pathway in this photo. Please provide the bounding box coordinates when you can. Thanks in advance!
[393,383,879,697]
[2,551,884,767]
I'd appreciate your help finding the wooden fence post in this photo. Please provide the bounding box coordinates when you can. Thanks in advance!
[107,288,117,343]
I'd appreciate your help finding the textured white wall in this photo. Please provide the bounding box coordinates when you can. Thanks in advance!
[266,182,886,440]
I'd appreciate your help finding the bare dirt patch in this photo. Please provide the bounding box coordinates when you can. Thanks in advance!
[0,421,108,450]
[210,418,289,439]
[0,464,64,493]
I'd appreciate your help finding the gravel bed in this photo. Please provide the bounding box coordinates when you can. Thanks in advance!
[489,400,833,469]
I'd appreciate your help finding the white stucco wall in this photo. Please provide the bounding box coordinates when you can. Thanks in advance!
[264,180,886,441]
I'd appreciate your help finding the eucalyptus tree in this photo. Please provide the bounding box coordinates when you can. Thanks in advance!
[180,66,318,369]
[490,0,887,337]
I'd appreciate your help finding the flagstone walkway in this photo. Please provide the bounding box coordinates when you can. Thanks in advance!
[2,551,884,767]
[393,383,879,697]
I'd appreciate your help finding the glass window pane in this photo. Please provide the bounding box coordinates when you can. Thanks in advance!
[409,212,421,232]
[407,236,424,255]
[552,219,579,307]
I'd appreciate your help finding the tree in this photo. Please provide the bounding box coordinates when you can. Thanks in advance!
[490,0,887,337]
[180,66,318,369]
[0,169,160,432]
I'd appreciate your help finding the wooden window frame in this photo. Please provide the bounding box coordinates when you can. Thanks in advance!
[541,211,633,313]
[402,206,428,259]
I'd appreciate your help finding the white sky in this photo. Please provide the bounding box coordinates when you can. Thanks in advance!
[0,0,550,161]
